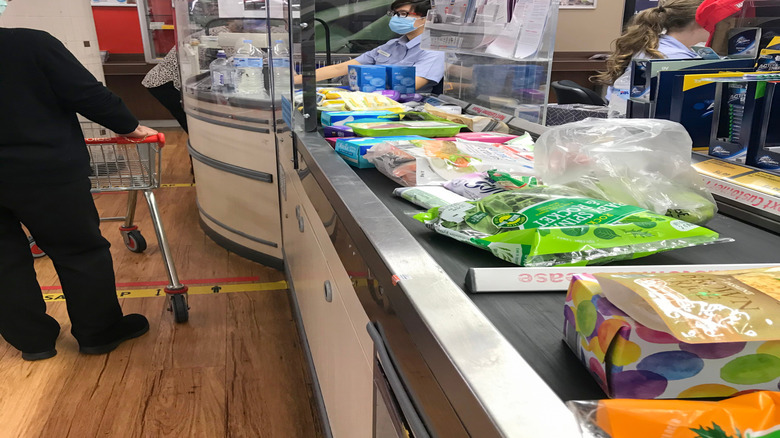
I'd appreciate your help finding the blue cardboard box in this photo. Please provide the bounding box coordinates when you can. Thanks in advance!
[321,110,400,127]
[334,135,427,168]
[348,65,388,92]
[386,66,416,94]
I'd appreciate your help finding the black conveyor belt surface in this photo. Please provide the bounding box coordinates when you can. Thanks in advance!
[354,168,780,402]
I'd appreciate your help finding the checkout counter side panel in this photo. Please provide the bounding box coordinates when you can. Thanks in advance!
[192,160,282,259]
[280,159,373,438]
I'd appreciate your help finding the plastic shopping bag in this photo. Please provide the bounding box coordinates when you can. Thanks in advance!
[534,118,717,225]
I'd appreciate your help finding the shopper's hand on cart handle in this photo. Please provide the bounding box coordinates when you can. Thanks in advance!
[122,125,158,139]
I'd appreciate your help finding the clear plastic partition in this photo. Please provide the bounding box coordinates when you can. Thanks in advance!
[172,0,289,111]
[285,0,559,128]
[423,0,559,124]
[288,0,319,132]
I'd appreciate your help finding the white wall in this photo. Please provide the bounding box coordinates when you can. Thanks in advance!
[0,0,104,83]
[555,0,625,52]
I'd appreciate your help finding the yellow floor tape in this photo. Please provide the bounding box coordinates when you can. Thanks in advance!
[43,280,288,302]
[160,183,196,188]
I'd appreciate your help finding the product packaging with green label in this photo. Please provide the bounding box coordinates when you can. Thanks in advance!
[414,187,728,267]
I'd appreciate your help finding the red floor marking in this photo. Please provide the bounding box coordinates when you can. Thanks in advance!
[40,276,262,291]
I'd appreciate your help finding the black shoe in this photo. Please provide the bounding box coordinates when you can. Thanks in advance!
[22,349,57,361]
[78,314,150,355]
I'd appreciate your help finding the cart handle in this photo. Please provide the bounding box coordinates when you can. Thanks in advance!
[84,133,166,146]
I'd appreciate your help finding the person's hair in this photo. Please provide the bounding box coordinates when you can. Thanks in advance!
[390,0,432,16]
[591,0,703,85]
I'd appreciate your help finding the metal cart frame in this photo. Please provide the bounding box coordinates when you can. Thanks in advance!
[31,125,190,323]
[87,133,189,322]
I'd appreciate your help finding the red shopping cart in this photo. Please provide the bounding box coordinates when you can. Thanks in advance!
[30,123,190,323]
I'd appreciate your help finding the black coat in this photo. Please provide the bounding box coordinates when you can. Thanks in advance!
[0,28,138,184]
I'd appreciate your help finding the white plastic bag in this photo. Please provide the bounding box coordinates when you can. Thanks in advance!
[534,118,717,225]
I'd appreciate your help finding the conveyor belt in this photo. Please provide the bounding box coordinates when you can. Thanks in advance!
[354,167,780,402]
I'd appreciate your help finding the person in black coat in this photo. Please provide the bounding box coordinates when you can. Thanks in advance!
[0,18,156,361]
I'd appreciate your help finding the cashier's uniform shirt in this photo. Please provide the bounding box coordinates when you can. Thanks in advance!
[355,34,446,93]
[655,34,698,59]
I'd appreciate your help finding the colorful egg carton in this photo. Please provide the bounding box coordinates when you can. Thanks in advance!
[563,274,780,399]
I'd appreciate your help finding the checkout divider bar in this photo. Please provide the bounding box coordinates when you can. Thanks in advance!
[467,263,780,293]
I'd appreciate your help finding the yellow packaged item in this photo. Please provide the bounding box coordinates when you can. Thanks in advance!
[424,103,510,133]
[342,92,404,113]
[595,267,780,344]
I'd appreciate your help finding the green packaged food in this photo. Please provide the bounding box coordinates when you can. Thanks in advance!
[393,186,469,209]
[347,120,467,138]
[414,187,725,267]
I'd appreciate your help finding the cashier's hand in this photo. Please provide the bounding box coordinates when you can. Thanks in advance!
[123,125,158,139]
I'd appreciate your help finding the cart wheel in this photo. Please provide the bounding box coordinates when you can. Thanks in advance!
[29,236,46,258]
[123,230,147,253]
[169,294,189,323]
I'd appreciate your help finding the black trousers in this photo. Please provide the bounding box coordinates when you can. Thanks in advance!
[147,82,188,133]
[0,178,122,352]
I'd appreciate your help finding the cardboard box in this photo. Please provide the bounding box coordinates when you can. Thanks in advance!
[321,110,399,127]
[563,274,780,399]
[322,125,355,138]
[386,66,416,94]
[756,37,780,72]
[348,65,387,92]
[334,135,427,168]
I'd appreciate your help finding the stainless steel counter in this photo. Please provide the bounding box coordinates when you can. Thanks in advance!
[292,130,780,437]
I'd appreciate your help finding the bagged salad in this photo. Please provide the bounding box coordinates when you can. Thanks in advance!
[444,170,538,200]
[414,186,724,267]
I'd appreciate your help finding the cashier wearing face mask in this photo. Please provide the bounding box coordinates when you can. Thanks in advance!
[294,0,446,93]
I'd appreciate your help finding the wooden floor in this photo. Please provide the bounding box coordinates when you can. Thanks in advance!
[0,129,323,438]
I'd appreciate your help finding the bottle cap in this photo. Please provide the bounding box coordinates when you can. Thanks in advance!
[243,39,252,43]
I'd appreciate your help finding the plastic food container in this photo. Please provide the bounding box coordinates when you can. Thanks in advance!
[347,121,467,138]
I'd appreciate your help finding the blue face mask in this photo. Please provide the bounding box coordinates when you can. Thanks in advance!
[389,15,418,35]
[0,0,7,16]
